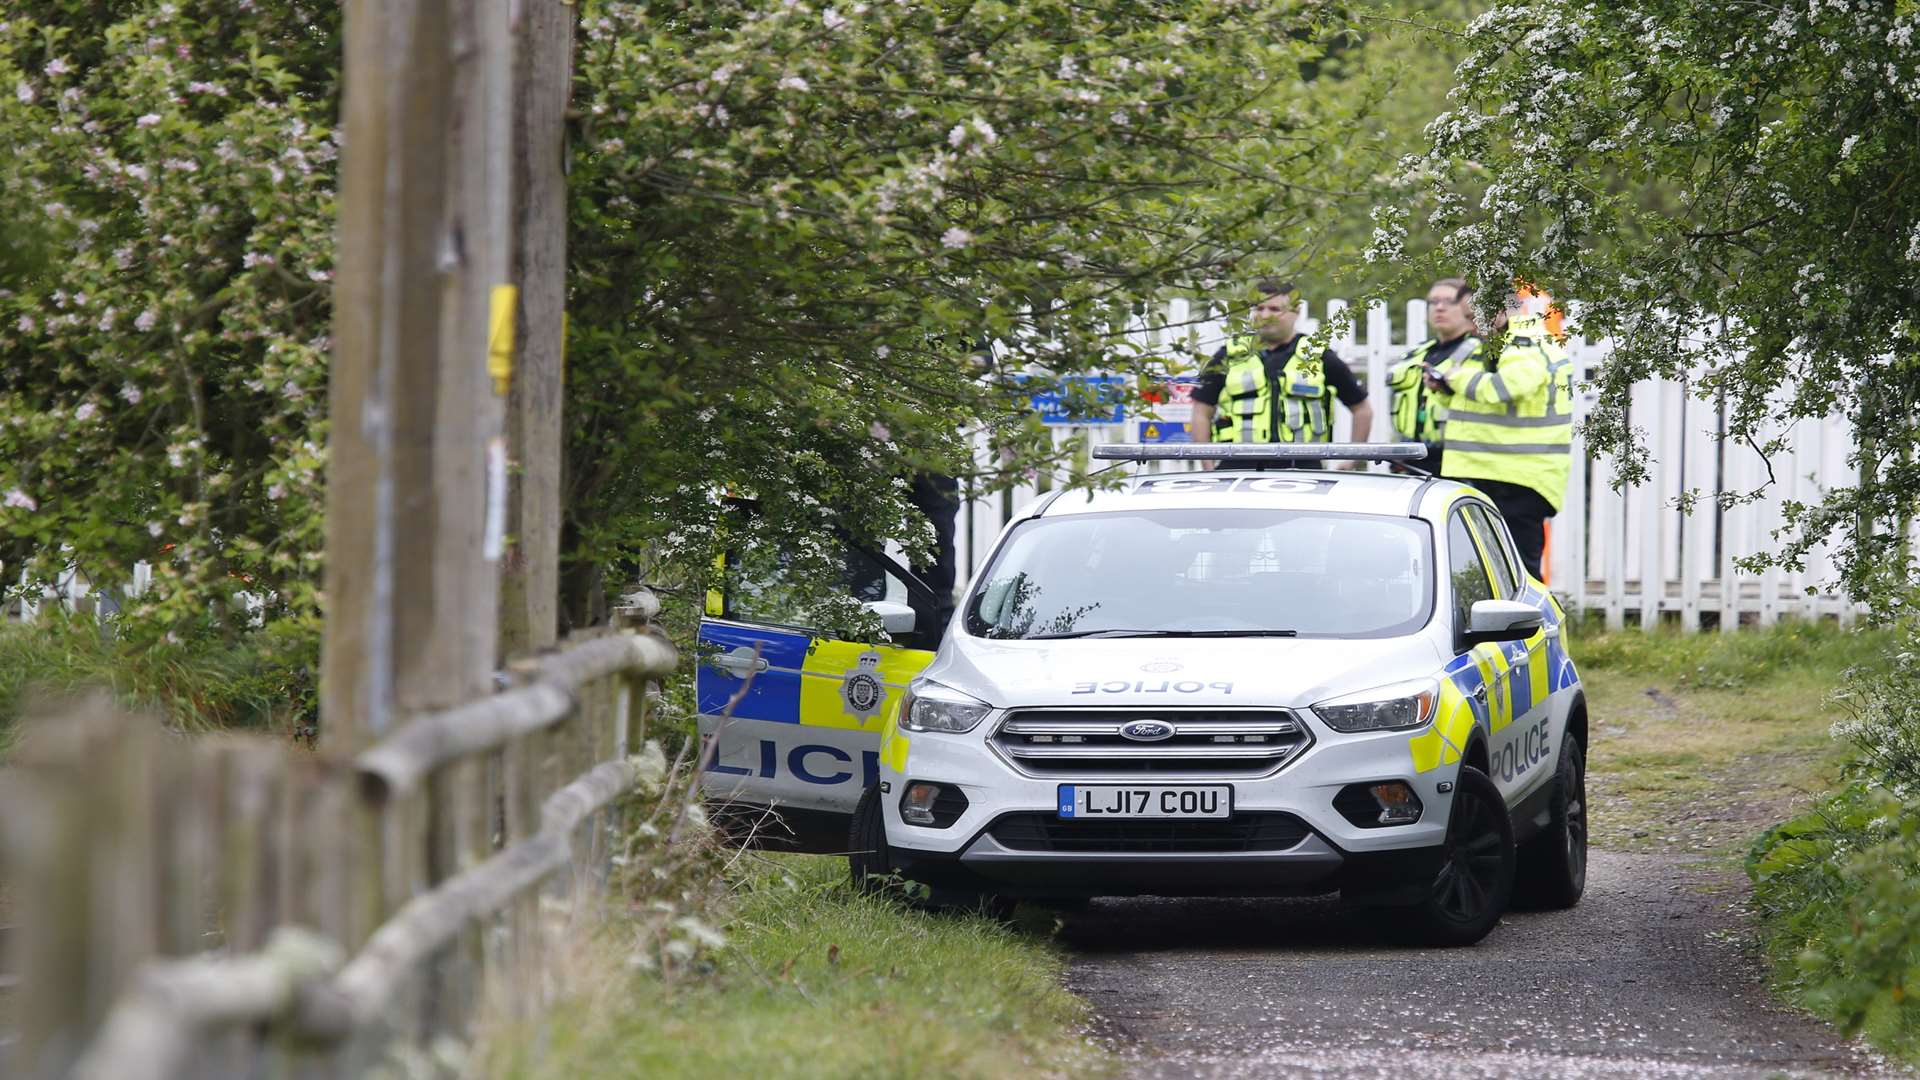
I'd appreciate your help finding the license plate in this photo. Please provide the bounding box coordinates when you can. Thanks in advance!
[1056,784,1232,819]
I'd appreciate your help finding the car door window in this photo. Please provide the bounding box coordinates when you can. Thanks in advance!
[1448,511,1495,629]
[1463,503,1518,598]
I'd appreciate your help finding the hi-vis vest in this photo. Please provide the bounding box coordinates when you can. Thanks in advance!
[1212,338,1333,444]
[1387,335,1483,448]
[1438,316,1575,511]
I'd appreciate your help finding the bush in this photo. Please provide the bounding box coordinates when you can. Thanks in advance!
[1749,785,1920,1060]
[1748,621,1920,1063]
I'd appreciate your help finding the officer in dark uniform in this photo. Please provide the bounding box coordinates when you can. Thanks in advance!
[1190,279,1372,469]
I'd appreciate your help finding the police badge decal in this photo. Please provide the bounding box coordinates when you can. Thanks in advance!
[841,651,887,724]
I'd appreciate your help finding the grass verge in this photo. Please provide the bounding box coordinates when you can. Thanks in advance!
[1566,617,1893,859]
[482,850,1106,1080]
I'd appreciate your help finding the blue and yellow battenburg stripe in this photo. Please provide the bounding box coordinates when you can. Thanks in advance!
[1407,578,1578,774]
[696,621,935,769]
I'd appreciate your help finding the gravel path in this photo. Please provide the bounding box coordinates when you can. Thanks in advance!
[1060,850,1910,1079]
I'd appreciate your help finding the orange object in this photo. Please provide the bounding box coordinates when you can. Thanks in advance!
[1538,520,1551,585]
[1515,283,1566,339]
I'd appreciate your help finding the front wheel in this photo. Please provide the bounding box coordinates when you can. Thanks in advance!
[847,784,895,893]
[1392,766,1514,947]
[1514,733,1587,910]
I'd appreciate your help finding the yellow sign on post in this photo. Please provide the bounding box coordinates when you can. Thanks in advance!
[488,284,518,396]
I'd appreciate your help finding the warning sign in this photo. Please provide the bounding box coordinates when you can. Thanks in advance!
[1136,376,1197,443]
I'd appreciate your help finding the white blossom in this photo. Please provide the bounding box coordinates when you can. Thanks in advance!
[134,309,158,331]
[44,57,70,77]
[4,489,36,512]
[15,80,34,104]
[16,315,35,333]
[822,8,847,30]
[778,75,810,92]
[136,112,162,128]
[148,521,164,537]
[75,402,98,421]
[120,383,144,404]
[941,226,972,249]
[242,252,275,268]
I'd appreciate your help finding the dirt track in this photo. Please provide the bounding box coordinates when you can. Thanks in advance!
[1061,850,1910,1080]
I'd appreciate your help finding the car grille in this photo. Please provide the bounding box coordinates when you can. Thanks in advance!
[990,709,1311,777]
[987,811,1313,853]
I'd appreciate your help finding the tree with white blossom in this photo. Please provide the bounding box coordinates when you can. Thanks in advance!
[1415,0,1920,609]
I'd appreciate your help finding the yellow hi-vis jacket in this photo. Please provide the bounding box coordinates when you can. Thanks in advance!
[1435,317,1574,511]
[1387,335,1483,449]
[1211,338,1333,444]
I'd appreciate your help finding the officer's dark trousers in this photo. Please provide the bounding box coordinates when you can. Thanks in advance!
[1472,478,1556,581]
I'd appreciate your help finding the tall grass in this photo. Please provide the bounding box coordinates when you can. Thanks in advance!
[0,612,317,750]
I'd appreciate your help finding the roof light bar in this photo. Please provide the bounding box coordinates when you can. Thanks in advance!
[1091,442,1430,462]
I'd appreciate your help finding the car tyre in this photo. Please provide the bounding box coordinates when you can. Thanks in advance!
[1392,765,1514,947]
[847,784,898,895]
[1514,733,1587,910]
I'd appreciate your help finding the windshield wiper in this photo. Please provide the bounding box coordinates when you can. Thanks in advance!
[1025,628,1299,640]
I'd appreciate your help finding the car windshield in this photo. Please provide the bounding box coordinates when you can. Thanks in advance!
[965,507,1433,640]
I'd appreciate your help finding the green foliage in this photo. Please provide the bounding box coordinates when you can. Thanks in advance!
[1747,619,1920,1063]
[562,0,1399,615]
[0,611,316,748]
[1415,0,1920,613]
[1749,786,1920,1062]
[0,2,338,639]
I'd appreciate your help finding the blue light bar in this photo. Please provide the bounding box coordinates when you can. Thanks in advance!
[1091,442,1430,462]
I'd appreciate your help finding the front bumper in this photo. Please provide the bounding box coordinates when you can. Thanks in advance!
[883,712,1456,899]
[892,821,1444,900]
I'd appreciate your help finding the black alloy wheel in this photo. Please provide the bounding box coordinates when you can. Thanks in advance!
[1394,765,1514,946]
[1515,732,1588,909]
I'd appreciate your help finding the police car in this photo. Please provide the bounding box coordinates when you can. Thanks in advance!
[697,444,1587,945]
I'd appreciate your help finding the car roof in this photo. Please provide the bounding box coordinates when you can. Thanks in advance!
[1030,468,1488,522]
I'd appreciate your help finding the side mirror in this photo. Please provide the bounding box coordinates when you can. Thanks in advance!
[862,599,917,637]
[1463,599,1543,646]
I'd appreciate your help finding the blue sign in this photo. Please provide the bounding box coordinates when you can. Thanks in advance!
[1136,420,1192,444]
[1025,375,1128,426]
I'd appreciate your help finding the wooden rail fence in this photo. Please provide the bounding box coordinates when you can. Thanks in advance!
[0,593,679,1079]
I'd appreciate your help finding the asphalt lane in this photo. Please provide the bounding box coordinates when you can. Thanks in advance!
[1060,850,1911,1079]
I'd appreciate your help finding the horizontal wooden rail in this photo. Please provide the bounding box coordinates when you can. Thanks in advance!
[306,745,665,1036]
[63,744,667,1077]
[71,930,345,1080]
[356,631,676,800]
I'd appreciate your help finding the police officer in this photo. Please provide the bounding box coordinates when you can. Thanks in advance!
[1190,279,1372,469]
[1386,277,1481,475]
[1429,288,1574,579]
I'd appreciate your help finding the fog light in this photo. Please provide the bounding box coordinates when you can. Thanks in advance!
[1369,782,1423,826]
[901,782,942,825]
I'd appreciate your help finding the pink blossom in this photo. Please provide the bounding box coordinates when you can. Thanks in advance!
[16,315,35,333]
[136,113,161,128]
[75,402,98,421]
[134,309,158,331]
[242,252,275,269]
[267,483,286,501]
[120,383,143,404]
[44,57,70,77]
[3,489,36,512]
[14,80,34,104]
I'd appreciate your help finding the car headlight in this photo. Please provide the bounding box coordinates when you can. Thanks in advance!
[1313,678,1438,733]
[898,680,993,733]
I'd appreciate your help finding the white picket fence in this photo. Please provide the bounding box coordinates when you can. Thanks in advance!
[959,296,1878,632]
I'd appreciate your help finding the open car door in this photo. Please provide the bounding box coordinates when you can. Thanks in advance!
[696,543,937,852]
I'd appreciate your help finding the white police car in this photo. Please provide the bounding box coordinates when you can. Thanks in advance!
[699,444,1587,945]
